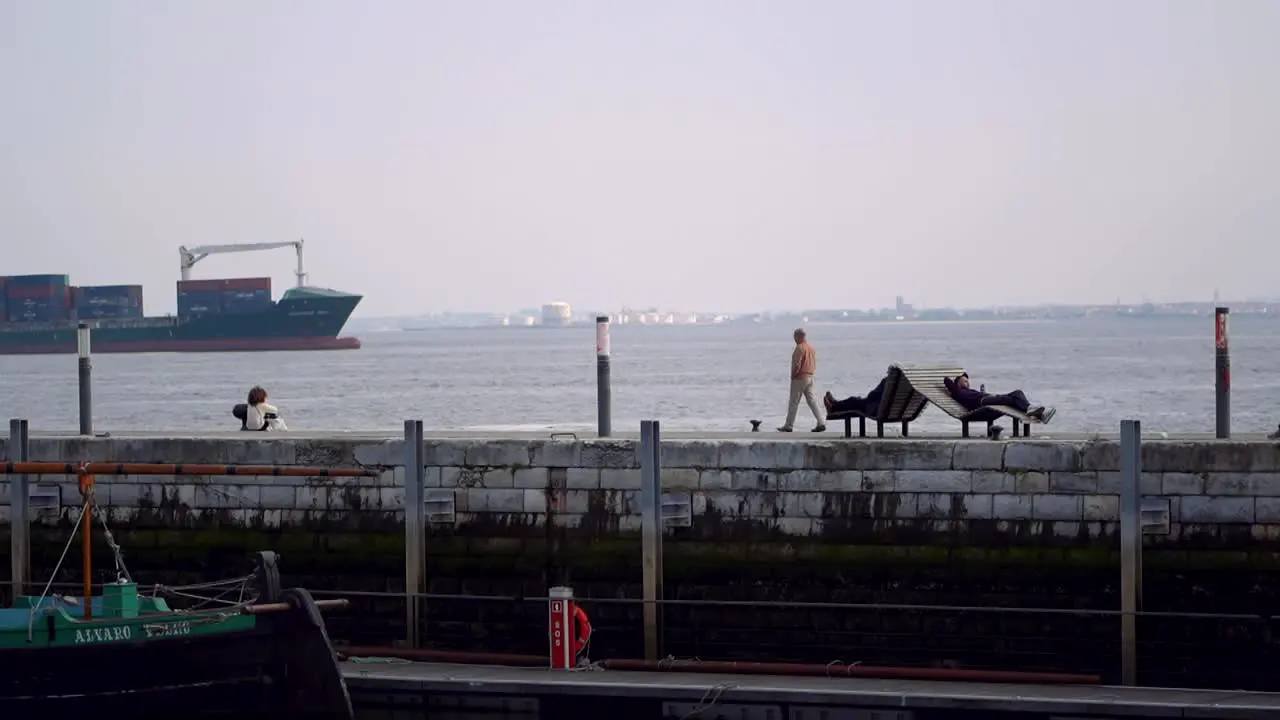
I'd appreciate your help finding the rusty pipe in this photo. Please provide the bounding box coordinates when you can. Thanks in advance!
[335,646,548,667]
[598,658,1101,685]
[0,462,380,477]
[245,599,351,615]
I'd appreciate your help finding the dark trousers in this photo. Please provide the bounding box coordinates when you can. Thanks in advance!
[980,389,1031,413]
[831,377,888,414]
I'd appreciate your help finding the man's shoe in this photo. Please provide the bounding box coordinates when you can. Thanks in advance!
[1040,407,1056,424]
[777,426,793,433]
[812,425,826,432]
[1269,424,1280,440]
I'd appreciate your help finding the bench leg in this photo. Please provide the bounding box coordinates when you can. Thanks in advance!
[986,420,995,438]
[961,422,970,439]
[1012,418,1021,436]
[859,417,867,438]
[1023,423,1031,438]
[901,421,909,437]
[876,422,885,438]
[844,417,852,439]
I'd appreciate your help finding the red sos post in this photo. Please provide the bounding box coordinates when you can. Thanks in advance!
[1215,307,1230,439]
[548,586,592,669]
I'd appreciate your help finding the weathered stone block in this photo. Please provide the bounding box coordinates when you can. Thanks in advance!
[662,441,720,469]
[1014,472,1049,493]
[854,442,954,470]
[1205,473,1280,497]
[294,486,327,510]
[600,469,641,489]
[780,470,821,492]
[423,467,442,488]
[566,469,600,489]
[952,442,1005,470]
[480,469,516,488]
[746,492,782,517]
[860,471,894,492]
[718,441,807,470]
[529,440,581,468]
[1160,472,1205,495]
[513,468,549,489]
[662,468,700,490]
[1256,498,1280,523]
[465,440,532,468]
[440,467,484,488]
[422,440,470,467]
[774,517,817,536]
[562,490,591,514]
[731,470,779,491]
[352,440,399,467]
[1082,494,1118,521]
[783,492,824,518]
[1179,496,1254,523]
[1005,442,1083,472]
[524,489,547,514]
[379,485,402,510]
[1048,472,1098,493]
[971,471,1013,493]
[1080,440,1119,471]
[1145,443,1280,473]
[466,488,525,513]
[580,440,639,469]
[106,483,141,507]
[703,491,745,517]
[802,442,858,471]
[1032,495,1082,521]
[892,470,970,493]
[992,494,1032,520]
[698,470,733,490]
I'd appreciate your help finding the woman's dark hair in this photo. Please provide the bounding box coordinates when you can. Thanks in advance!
[247,386,268,406]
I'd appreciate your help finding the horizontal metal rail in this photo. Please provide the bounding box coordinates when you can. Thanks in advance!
[303,588,1277,622]
[0,461,380,477]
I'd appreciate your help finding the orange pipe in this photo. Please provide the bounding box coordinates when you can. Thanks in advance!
[599,658,1103,685]
[245,599,350,615]
[0,462,379,477]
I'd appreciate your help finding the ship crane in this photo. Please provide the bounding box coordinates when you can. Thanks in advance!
[178,240,308,287]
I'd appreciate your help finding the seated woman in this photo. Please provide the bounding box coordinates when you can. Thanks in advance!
[243,385,289,431]
[823,375,889,416]
[944,373,1055,423]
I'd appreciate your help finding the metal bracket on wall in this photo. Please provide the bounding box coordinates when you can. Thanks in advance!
[1140,497,1171,535]
[424,489,457,524]
[661,492,692,528]
[29,485,61,517]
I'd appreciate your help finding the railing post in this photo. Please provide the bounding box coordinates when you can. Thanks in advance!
[596,315,612,437]
[8,419,30,601]
[639,420,664,661]
[403,419,425,648]
[77,322,93,436]
[1214,307,1230,439]
[1119,419,1142,686]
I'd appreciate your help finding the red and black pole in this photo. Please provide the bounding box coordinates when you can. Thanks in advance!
[1215,307,1230,439]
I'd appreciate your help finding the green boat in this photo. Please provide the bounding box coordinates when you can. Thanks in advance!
[0,551,354,717]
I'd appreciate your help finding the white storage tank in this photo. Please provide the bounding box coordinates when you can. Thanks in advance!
[541,302,572,326]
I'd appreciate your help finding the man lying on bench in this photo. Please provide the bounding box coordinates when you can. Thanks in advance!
[944,373,1056,424]
[823,375,888,417]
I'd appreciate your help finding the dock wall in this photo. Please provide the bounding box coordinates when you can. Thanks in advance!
[1,434,1278,688]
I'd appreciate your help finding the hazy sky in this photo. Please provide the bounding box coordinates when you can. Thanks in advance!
[2,1,1277,317]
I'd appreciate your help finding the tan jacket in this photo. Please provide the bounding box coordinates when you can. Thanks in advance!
[791,342,816,378]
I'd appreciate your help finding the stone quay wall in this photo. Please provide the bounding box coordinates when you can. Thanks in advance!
[1,434,1279,689]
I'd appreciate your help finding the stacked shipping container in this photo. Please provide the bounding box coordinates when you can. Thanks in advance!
[4,274,70,323]
[72,285,144,320]
[177,277,272,316]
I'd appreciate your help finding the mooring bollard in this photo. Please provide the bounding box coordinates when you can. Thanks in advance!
[9,419,30,600]
[77,322,93,436]
[548,586,593,669]
[1214,307,1230,439]
[596,315,612,438]
[1119,419,1142,686]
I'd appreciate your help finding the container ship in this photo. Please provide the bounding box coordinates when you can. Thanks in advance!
[0,240,362,355]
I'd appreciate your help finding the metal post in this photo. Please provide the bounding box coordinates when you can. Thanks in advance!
[1214,307,1230,439]
[1119,419,1142,686]
[596,315,612,438]
[8,419,30,601]
[77,322,93,436]
[403,420,426,648]
[639,420,664,660]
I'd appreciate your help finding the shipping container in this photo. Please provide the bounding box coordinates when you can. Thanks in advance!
[77,285,143,307]
[7,301,69,323]
[177,291,223,316]
[220,288,272,314]
[75,305,143,320]
[6,274,69,288]
[7,282,70,300]
[177,277,271,294]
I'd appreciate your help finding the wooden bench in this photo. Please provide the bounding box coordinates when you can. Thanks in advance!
[896,365,1041,438]
[825,365,930,438]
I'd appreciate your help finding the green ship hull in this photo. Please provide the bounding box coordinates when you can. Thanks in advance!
[0,287,362,355]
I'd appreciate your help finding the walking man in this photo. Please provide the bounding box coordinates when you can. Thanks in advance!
[779,328,825,432]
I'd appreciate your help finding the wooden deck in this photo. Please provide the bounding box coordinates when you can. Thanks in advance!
[341,660,1280,718]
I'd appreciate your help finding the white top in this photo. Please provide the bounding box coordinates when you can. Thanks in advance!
[245,402,288,431]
